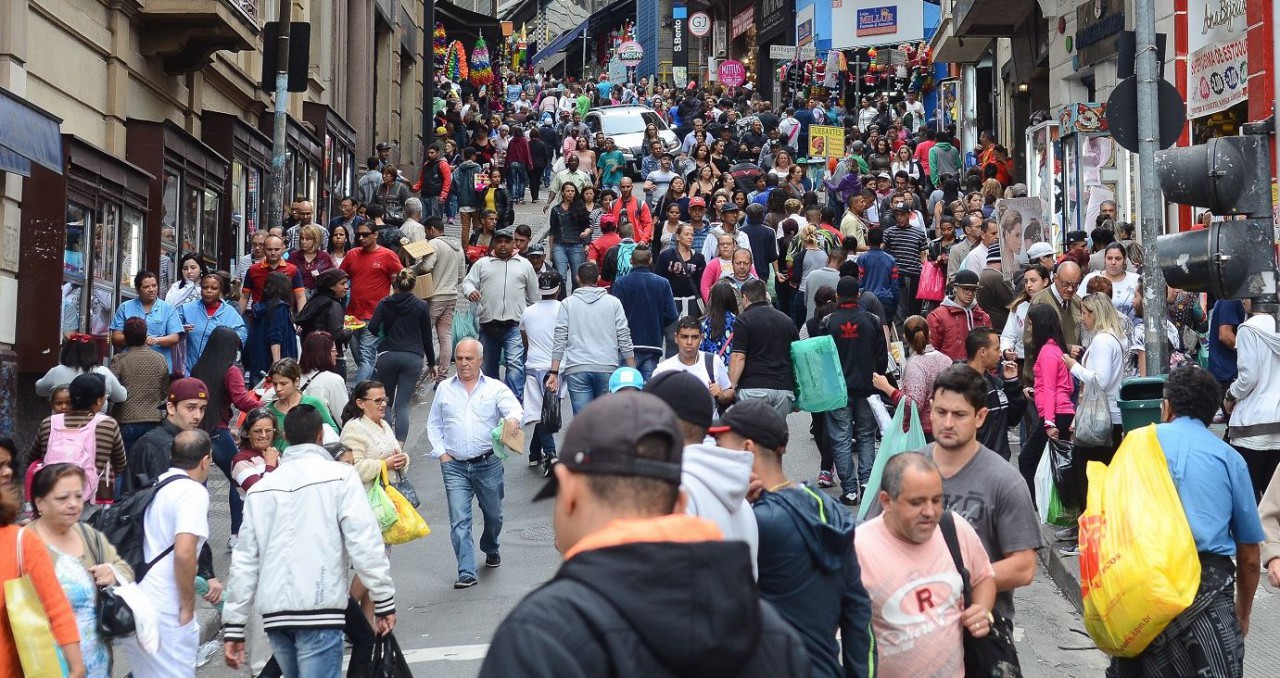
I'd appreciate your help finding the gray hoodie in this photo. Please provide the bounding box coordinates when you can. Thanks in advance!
[416,235,464,301]
[552,286,634,375]
[682,442,759,578]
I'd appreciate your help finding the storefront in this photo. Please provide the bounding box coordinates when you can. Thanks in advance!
[730,1,757,87]
[202,111,271,275]
[755,0,795,105]
[17,136,152,370]
[257,114,323,229]
[303,102,358,227]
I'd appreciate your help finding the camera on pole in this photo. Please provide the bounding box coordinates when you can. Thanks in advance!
[1155,133,1277,301]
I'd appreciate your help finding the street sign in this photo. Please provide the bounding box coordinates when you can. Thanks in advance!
[1104,76,1185,154]
[689,12,711,37]
[768,45,816,60]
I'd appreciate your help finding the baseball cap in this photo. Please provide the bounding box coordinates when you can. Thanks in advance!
[609,366,645,393]
[954,269,981,288]
[1027,241,1055,259]
[986,241,1002,263]
[720,203,741,214]
[376,142,392,151]
[493,227,515,240]
[892,203,911,213]
[1066,230,1088,245]
[688,197,707,208]
[533,392,684,501]
[643,370,714,430]
[166,377,209,406]
[877,172,891,181]
[836,276,859,298]
[526,244,546,256]
[538,270,562,295]
[708,400,789,451]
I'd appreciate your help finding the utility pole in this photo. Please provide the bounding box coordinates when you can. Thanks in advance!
[265,0,292,233]
[423,0,435,154]
[1134,0,1167,373]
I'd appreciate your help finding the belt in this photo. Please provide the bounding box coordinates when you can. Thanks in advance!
[458,450,495,464]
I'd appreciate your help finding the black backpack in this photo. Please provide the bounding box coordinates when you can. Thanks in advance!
[87,474,192,581]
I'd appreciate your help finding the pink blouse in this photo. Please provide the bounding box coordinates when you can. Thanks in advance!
[1033,339,1076,422]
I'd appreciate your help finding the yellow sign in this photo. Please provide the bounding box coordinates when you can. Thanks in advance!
[809,125,844,159]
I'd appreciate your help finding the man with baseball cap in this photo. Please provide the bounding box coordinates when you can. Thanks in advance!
[461,226,539,399]
[129,377,210,485]
[927,268,992,361]
[480,393,809,676]
[521,271,566,471]
[687,196,712,252]
[712,399,876,678]
[1026,241,1055,271]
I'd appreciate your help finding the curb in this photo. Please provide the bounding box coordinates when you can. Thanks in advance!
[1037,523,1084,615]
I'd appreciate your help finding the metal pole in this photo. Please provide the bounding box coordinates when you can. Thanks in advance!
[1135,0,1167,373]
[1274,0,1280,242]
[265,0,292,234]
[582,28,588,79]
[423,0,435,154]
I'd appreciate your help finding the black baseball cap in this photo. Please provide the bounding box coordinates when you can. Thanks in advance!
[708,400,789,451]
[643,370,714,430]
[533,392,684,501]
[953,269,981,288]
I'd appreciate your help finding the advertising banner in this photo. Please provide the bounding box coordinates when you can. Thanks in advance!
[808,125,844,159]
[995,197,1047,279]
[830,1,923,50]
[1187,37,1248,119]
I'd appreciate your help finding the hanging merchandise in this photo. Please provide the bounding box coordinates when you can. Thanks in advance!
[470,36,493,87]
[446,40,468,84]
[512,24,528,72]
[823,50,840,88]
[434,23,448,72]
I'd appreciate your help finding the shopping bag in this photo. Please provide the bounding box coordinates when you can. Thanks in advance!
[380,466,430,546]
[6,527,69,677]
[1048,437,1080,509]
[368,467,399,531]
[1080,424,1201,657]
[451,304,479,349]
[1035,447,1080,527]
[858,401,925,520]
[790,336,848,413]
[1073,377,1112,448]
[391,471,420,509]
[372,633,414,677]
[867,395,893,436]
[916,260,946,302]
[541,386,562,434]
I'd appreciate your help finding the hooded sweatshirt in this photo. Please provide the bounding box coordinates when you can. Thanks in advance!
[1228,313,1280,449]
[754,486,876,678]
[681,443,759,577]
[927,296,992,361]
[452,159,482,209]
[415,235,464,301]
[928,141,961,185]
[368,291,436,365]
[552,286,635,375]
[478,515,811,677]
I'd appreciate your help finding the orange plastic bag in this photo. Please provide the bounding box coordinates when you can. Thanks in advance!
[1079,424,1201,657]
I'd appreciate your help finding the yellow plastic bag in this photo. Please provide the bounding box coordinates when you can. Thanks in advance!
[6,527,68,677]
[380,465,430,546]
[1079,424,1201,657]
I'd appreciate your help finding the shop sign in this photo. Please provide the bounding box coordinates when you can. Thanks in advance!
[808,125,844,159]
[856,6,898,37]
[796,4,814,46]
[1187,37,1248,119]
[719,60,747,86]
[831,1,924,50]
[617,40,644,67]
[689,11,711,37]
[757,0,791,43]
[608,58,628,84]
[1075,0,1124,67]
[1188,0,1248,54]
[733,7,754,39]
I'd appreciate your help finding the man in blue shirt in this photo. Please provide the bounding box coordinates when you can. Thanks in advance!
[110,270,184,372]
[1124,365,1264,677]
[1208,299,1246,391]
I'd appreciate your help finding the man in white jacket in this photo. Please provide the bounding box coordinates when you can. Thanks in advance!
[223,406,396,677]
[643,370,759,577]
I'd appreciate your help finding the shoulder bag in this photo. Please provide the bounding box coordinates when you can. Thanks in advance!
[79,523,136,639]
[6,526,67,676]
[939,512,1022,678]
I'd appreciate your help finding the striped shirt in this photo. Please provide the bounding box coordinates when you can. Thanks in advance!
[33,412,127,501]
[883,224,928,277]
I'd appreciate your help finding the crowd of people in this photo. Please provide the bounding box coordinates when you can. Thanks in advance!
[0,73,1273,678]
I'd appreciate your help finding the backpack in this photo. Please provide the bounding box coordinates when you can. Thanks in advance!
[45,413,105,502]
[615,241,639,279]
[87,474,192,581]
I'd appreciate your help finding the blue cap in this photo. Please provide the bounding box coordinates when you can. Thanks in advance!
[608,366,645,393]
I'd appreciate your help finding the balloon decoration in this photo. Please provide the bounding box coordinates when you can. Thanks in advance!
[446,40,468,83]
[470,36,493,87]
[434,23,447,71]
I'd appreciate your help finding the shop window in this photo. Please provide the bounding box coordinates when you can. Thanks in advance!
[120,208,144,301]
[161,171,181,290]
[61,203,90,337]
[202,187,220,265]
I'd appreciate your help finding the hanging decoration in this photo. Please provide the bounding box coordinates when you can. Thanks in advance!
[470,36,493,87]
[446,40,468,83]
[434,23,448,73]
[511,24,528,73]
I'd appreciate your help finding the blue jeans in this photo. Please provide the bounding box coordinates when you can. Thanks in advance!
[423,195,446,219]
[266,628,344,678]
[210,428,244,534]
[508,161,528,202]
[120,422,158,456]
[440,453,505,578]
[446,193,459,219]
[479,322,525,401]
[826,397,879,495]
[530,422,556,460]
[566,371,611,415]
[553,243,586,293]
[634,350,661,381]
[352,327,381,383]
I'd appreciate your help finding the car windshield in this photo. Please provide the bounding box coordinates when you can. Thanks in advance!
[600,111,663,135]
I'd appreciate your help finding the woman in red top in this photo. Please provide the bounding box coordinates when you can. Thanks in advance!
[872,316,954,442]
[231,408,279,497]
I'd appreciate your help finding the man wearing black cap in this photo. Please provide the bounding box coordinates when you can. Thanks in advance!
[701,202,751,265]
[461,227,539,399]
[927,268,991,361]
[977,241,1013,332]
[712,399,876,678]
[882,200,929,323]
[817,277,887,505]
[480,393,809,677]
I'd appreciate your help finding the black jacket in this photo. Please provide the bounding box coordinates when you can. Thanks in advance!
[126,419,215,580]
[479,540,811,677]
[975,369,1027,460]
[296,290,351,358]
[754,487,875,678]
[368,292,436,367]
[818,302,888,398]
[480,186,514,229]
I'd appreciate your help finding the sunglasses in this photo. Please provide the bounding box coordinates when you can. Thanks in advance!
[356,231,375,238]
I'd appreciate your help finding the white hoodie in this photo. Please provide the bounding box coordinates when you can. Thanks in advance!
[681,442,759,578]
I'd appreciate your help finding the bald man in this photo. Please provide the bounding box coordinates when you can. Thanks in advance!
[1023,260,1083,358]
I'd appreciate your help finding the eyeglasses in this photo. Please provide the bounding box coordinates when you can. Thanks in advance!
[1059,280,1081,290]
[361,397,388,405]
[251,429,275,436]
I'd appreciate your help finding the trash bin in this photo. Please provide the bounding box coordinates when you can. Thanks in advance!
[1118,375,1168,433]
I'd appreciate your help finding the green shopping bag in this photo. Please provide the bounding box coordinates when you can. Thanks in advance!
[367,467,399,530]
[858,400,926,520]
[790,336,848,413]
[1046,482,1082,527]
[452,304,479,349]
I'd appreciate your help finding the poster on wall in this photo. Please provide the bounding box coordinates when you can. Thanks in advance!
[808,125,844,159]
[995,197,1046,279]
[830,1,924,50]
[1187,38,1248,118]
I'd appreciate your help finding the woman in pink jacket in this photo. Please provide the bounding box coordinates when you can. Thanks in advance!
[1020,303,1076,503]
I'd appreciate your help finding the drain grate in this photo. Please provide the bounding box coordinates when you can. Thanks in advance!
[521,524,556,541]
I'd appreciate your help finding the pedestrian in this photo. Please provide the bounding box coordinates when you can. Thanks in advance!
[963,328,1027,461]
[548,261,636,414]
[426,339,523,589]
[30,372,127,508]
[283,199,327,251]
[36,333,127,413]
[245,272,299,384]
[110,270,184,373]
[871,315,953,443]
[548,182,590,293]
[414,144,452,220]
[729,279,798,419]
[857,452,996,677]
[520,271,566,471]
[295,331,348,422]
[340,221,404,382]
[128,377,209,485]
[369,269,436,444]
[857,227,900,323]
[999,263,1050,366]
[961,217,999,274]
[1020,304,1076,501]
[295,269,351,378]
[479,392,811,676]
[461,227,539,399]
[1224,300,1280,500]
[340,379,409,499]
[415,216,465,380]
[926,268,991,361]
[977,242,1013,330]
[653,316,735,409]
[178,273,247,373]
[543,154,592,213]
[223,406,397,678]
[110,317,170,452]
[264,359,339,451]
[609,177,655,244]
[610,246,677,380]
[240,237,307,316]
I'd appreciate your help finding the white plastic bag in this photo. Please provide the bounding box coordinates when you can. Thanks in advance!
[868,396,893,436]
[1074,377,1113,448]
[1035,448,1054,525]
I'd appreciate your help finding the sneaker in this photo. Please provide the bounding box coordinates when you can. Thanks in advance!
[453,575,478,589]
[485,553,502,568]
[528,454,543,467]
[817,471,835,488]
[1057,543,1080,557]
[839,491,859,506]
[1053,526,1079,542]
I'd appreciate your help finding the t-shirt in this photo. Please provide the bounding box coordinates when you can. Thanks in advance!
[883,225,928,277]
[242,260,305,304]
[1080,270,1140,321]
[731,301,798,391]
[520,300,562,370]
[339,246,404,320]
[140,470,209,616]
[856,513,994,678]
[1208,299,1246,382]
[653,352,731,390]
[597,150,626,186]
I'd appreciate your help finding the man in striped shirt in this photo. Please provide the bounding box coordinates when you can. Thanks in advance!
[882,203,929,324]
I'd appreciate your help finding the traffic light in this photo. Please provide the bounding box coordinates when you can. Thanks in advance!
[1155,134,1276,300]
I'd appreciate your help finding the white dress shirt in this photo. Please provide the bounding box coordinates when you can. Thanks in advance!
[426,374,522,460]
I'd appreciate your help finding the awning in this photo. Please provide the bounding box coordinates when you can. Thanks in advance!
[0,87,63,177]
[435,0,504,47]
[530,0,635,67]
[587,0,635,34]
[531,19,588,67]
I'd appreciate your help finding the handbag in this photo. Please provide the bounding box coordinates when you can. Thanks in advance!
[391,470,421,509]
[917,260,946,302]
[368,466,399,530]
[6,526,69,677]
[939,513,1023,677]
[541,385,562,434]
[79,524,135,639]
[372,633,414,677]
